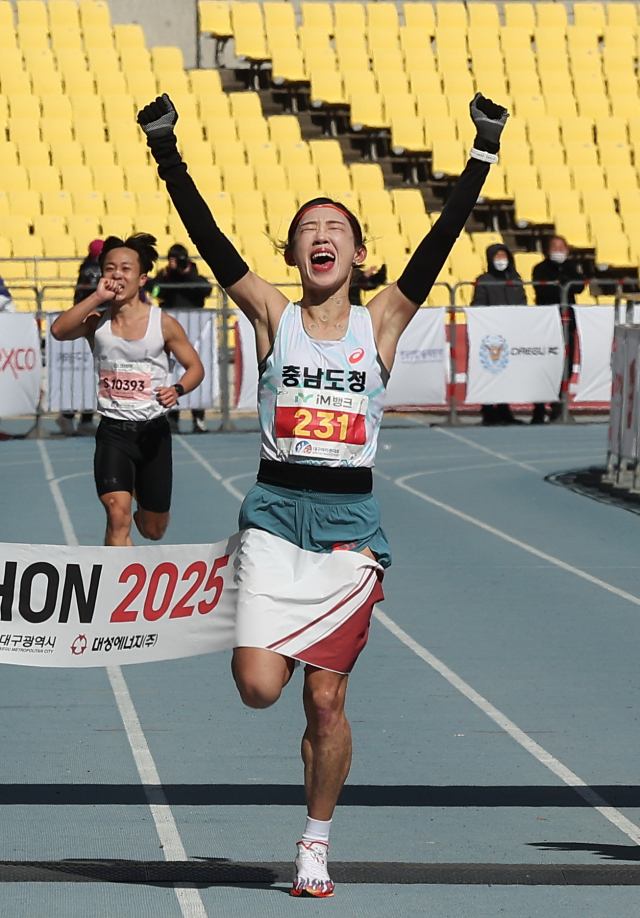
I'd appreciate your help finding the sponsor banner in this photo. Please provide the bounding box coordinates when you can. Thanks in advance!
[573,307,615,403]
[385,307,447,407]
[0,530,381,672]
[235,310,258,411]
[236,307,448,410]
[608,325,627,457]
[464,306,564,404]
[0,314,42,417]
[46,309,219,412]
[620,327,640,461]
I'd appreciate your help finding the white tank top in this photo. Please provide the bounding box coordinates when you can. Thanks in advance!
[258,302,388,468]
[93,305,171,421]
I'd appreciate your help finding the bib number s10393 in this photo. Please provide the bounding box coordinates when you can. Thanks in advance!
[98,360,153,407]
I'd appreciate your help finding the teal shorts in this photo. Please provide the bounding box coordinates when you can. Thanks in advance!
[239,482,392,569]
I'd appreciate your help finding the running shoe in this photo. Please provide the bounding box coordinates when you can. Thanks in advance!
[192,418,208,433]
[291,841,334,898]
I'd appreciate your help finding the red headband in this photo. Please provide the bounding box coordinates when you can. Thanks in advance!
[288,203,363,246]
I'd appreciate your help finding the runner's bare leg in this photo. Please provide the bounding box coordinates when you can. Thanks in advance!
[100,491,134,546]
[301,667,351,820]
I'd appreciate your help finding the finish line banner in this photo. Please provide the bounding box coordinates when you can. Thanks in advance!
[465,306,564,404]
[0,535,240,667]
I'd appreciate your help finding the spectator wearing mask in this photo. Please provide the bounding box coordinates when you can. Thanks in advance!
[472,244,526,425]
[57,239,104,437]
[531,236,584,424]
[150,245,213,433]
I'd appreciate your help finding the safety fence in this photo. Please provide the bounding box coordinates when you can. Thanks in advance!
[0,280,627,435]
[603,306,640,491]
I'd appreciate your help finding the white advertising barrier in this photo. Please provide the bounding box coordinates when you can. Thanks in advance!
[47,309,219,412]
[608,325,627,458]
[235,309,258,411]
[0,529,381,670]
[385,307,447,407]
[464,306,564,404]
[620,327,640,461]
[572,307,615,403]
[0,314,42,417]
[236,307,448,409]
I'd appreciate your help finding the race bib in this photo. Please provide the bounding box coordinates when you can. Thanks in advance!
[98,360,153,409]
[275,388,368,462]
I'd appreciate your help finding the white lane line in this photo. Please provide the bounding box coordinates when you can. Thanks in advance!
[222,472,254,501]
[177,437,248,504]
[37,442,208,918]
[417,423,540,473]
[395,471,640,610]
[37,441,79,547]
[373,608,640,846]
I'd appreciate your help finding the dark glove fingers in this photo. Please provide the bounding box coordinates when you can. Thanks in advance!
[474,93,507,122]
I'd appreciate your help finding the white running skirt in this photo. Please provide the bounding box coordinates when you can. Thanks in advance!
[0,530,383,672]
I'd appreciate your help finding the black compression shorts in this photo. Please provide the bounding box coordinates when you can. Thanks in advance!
[94,416,172,513]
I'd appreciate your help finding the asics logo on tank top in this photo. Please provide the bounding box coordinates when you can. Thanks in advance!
[349,348,365,364]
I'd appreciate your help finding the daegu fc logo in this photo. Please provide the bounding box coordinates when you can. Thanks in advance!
[480,335,509,374]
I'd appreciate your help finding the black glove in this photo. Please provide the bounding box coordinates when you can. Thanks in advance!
[470,92,509,154]
[137,93,179,138]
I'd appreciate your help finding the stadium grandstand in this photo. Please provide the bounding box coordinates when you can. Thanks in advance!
[0,0,639,311]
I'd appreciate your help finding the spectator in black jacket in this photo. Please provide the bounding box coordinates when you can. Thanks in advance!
[531,236,584,424]
[472,244,526,425]
[57,239,103,437]
[150,245,213,433]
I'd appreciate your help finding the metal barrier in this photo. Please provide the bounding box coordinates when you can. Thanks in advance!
[0,276,628,435]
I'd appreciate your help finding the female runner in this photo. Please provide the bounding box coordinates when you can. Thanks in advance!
[51,234,204,546]
[138,93,508,897]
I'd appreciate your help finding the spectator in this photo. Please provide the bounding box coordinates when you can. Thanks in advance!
[531,236,585,424]
[150,245,213,433]
[349,263,387,306]
[57,239,103,437]
[472,244,526,426]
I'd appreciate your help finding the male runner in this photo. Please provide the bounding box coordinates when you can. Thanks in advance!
[51,233,204,546]
[138,93,507,896]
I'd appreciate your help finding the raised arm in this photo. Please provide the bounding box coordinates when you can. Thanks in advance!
[369,94,509,370]
[137,96,287,360]
[50,277,120,341]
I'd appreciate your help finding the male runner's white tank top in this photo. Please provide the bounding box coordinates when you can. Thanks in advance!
[93,305,171,421]
[259,302,388,468]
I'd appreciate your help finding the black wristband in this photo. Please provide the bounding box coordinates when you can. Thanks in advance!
[173,383,185,397]
[473,135,500,155]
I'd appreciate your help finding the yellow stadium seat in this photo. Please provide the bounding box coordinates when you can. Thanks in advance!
[581,187,617,213]
[375,70,409,96]
[107,120,141,144]
[23,45,56,72]
[17,22,49,49]
[508,70,540,95]
[211,139,245,165]
[8,188,40,216]
[103,190,136,217]
[28,165,61,191]
[265,187,296,214]
[408,70,442,95]
[124,72,157,98]
[300,1,333,32]
[594,231,630,266]
[122,164,158,193]
[278,141,311,165]
[150,46,184,71]
[91,163,124,191]
[513,188,550,226]
[32,73,65,98]
[538,164,573,190]
[435,1,467,28]
[285,163,320,193]
[2,164,29,193]
[512,94,546,118]
[94,70,128,96]
[102,94,135,123]
[299,22,332,50]
[468,4,499,29]
[565,141,599,166]
[271,49,307,84]
[606,70,638,96]
[137,191,170,216]
[42,189,73,215]
[500,139,532,167]
[599,140,632,167]
[350,93,387,130]
[333,2,365,31]
[235,116,269,144]
[114,141,148,167]
[8,118,40,143]
[50,24,83,51]
[42,233,77,258]
[12,234,44,258]
[197,93,231,121]
[60,70,94,95]
[245,140,279,165]
[0,140,18,166]
[402,2,434,32]
[155,70,190,96]
[383,93,417,121]
[0,0,13,28]
[504,2,535,29]
[303,46,337,72]
[403,45,437,73]
[317,162,351,194]
[547,188,581,215]
[233,24,268,61]
[40,94,72,120]
[82,141,114,166]
[604,164,638,195]
[17,141,49,167]
[113,23,145,50]
[184,163,222,193]
[573,2,605,30]
[501,25,534,51]
[390,116,427,154]
[441,70,475,98]
[40,117,74,144]
[3,216,32,238]
[199,1,232,36]
[503,46,537,71]
[417,93,450,119]
[545,93,578,118]
[431,139,465,178]
[571,164,606,189]
[532,142,565,167]
[478,165,508,201]
[560,116,594,144]
[367,26,401,54]
[64,93,102,123]
[0,28,17,51]
[254,163,287,191]
[34,213,66,237]
[609,95,640,119]
[504,163,538,193]
[83,25,115,52]
[0,71,31,96]
[527,116,561,144]
[359,189,393,216]
[60,163,94,191]
[307,139,342,166]
[79,0,110,28]
[222,163,256,192]
[87,46,119,72]
[536,2,567,27]
[367,2,399,30]
[229,92,262,119]
[606,4,637,27]
[189,69,222,96]
[100,215,132,237]
[350,163,384,191]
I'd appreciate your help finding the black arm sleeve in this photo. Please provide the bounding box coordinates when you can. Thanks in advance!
[397,157,490,305]
[146,132,250,290]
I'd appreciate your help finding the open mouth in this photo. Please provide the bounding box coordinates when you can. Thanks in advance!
[310,250,336,272]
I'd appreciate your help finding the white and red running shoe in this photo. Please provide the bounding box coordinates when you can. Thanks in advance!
[290,840,335,898]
